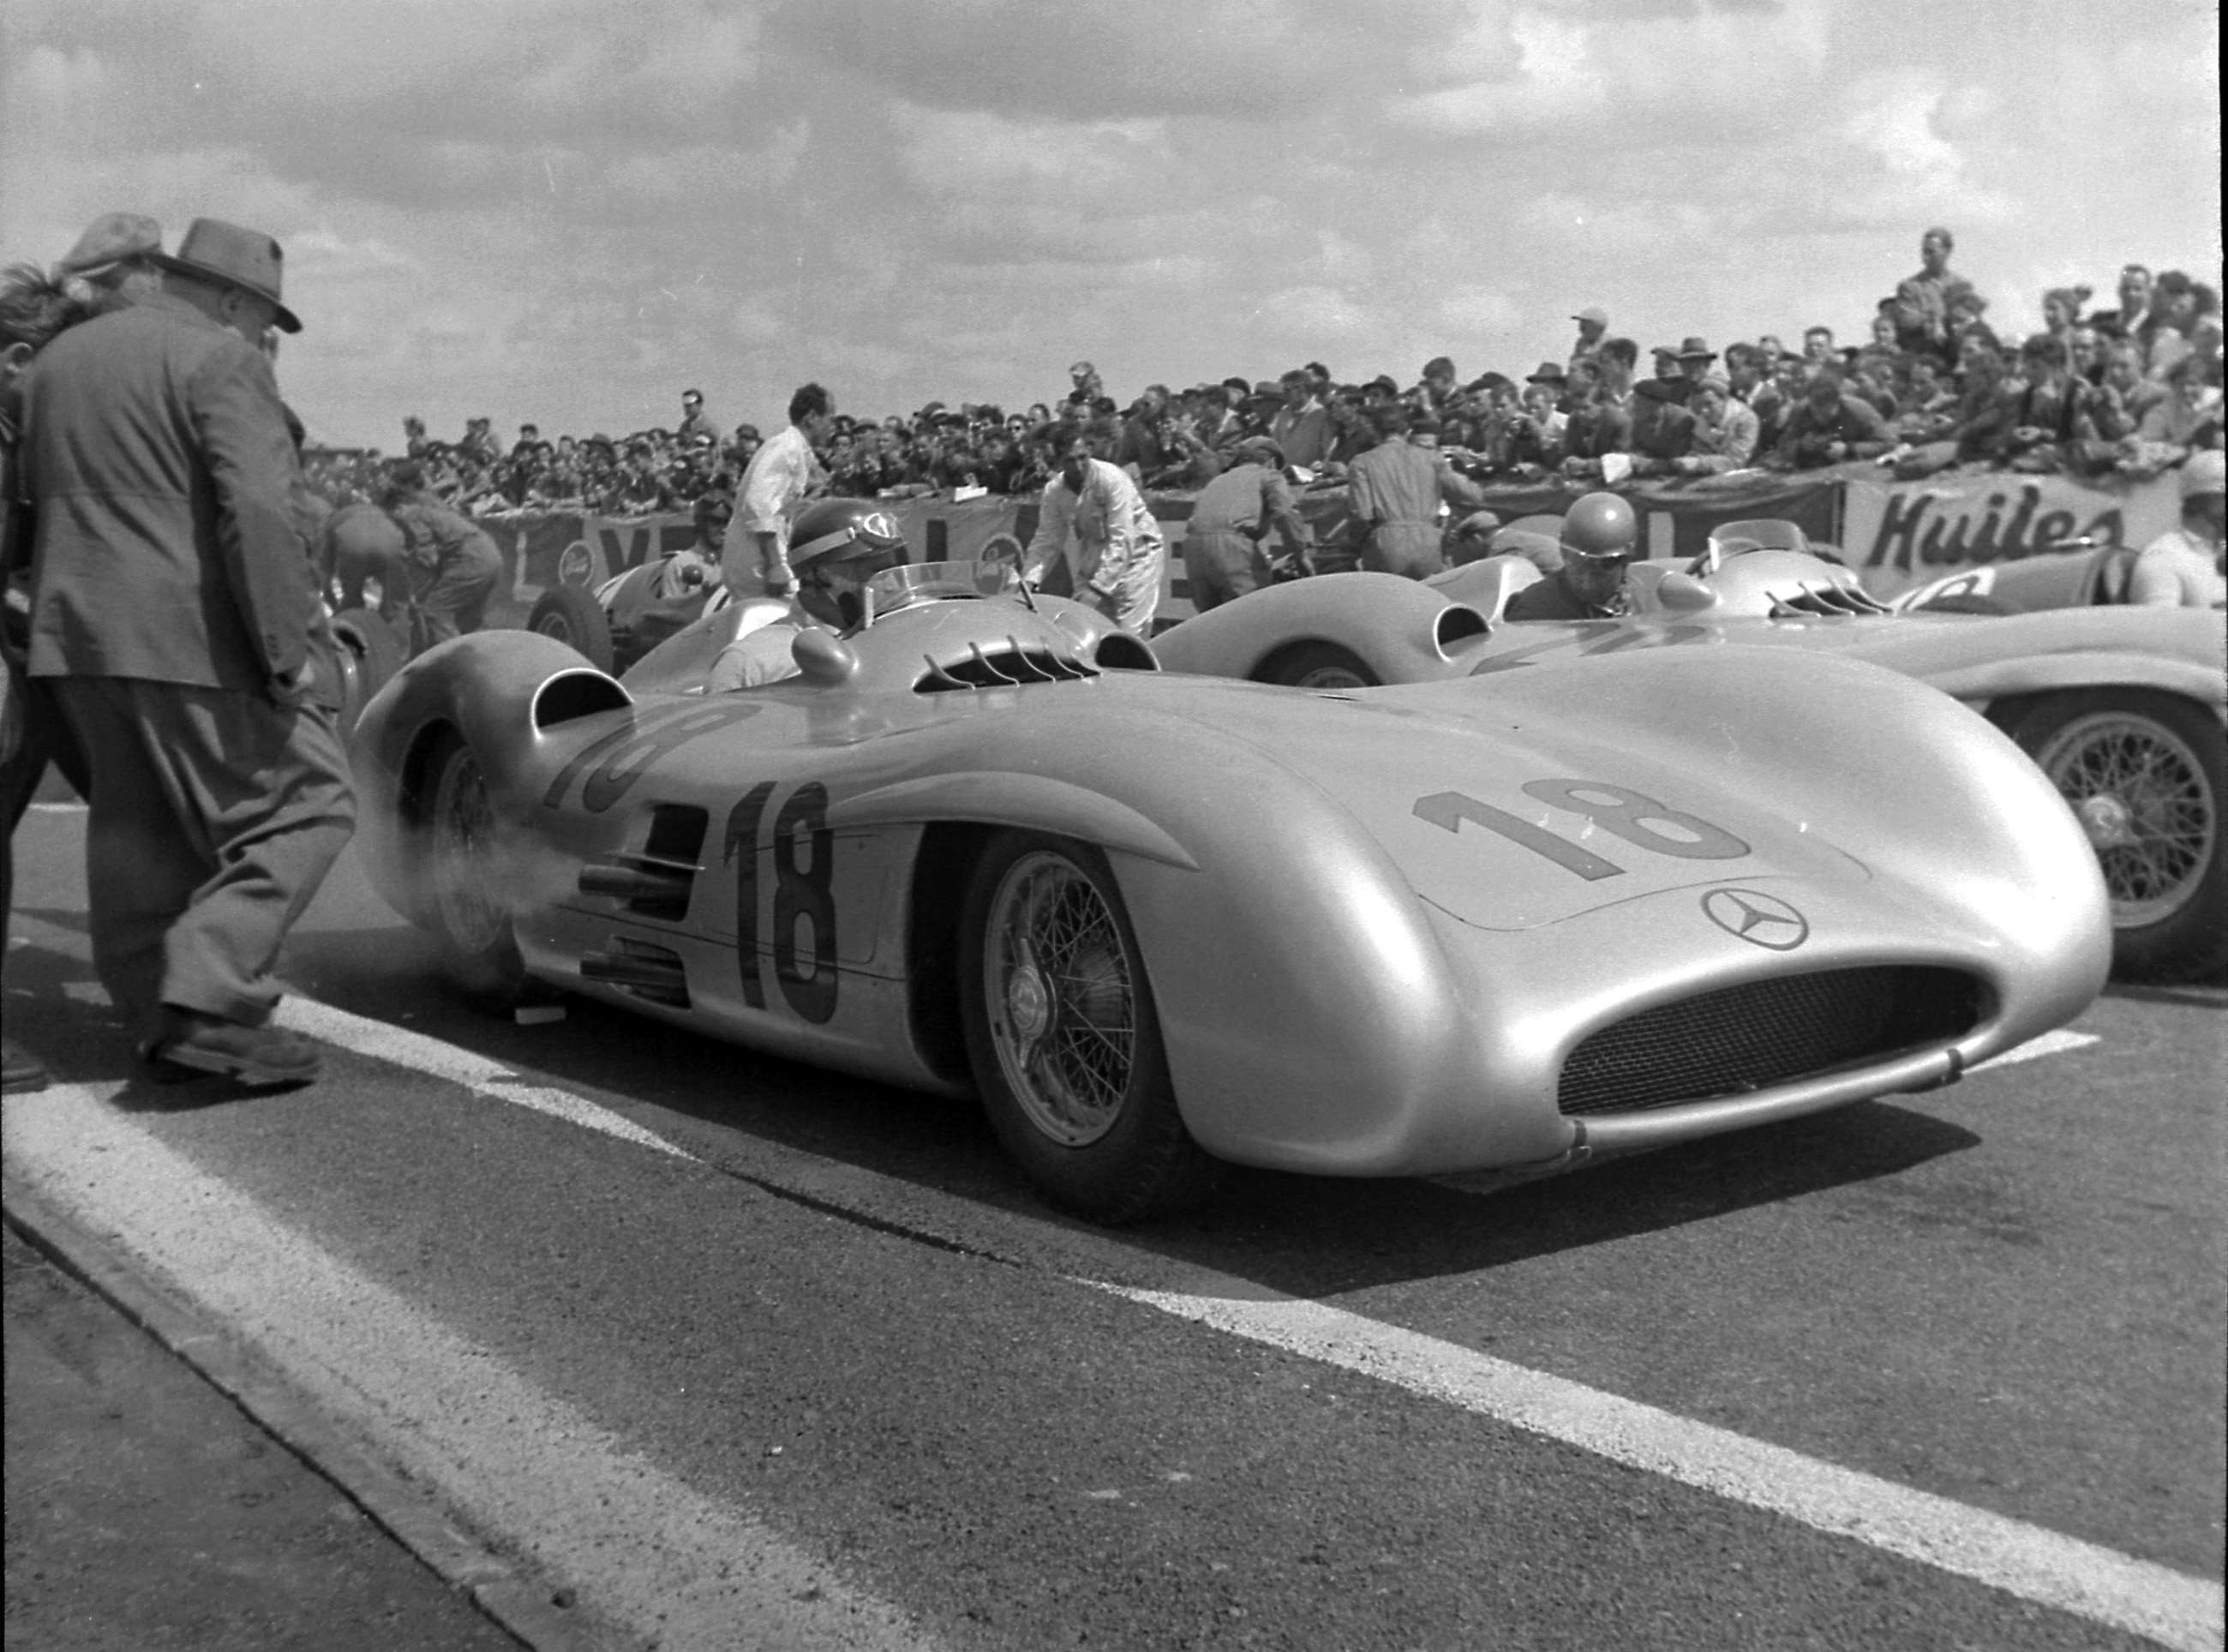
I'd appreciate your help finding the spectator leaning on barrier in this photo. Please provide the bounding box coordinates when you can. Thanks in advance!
[1770,364,1893,469]
[16,214,352,1087]
[1021,422,1166,636]
[1269,368,1332,470]
[1182,435,1311,611]
[2000,333,2081,472]
[1679,373,1759,474]
[726,382,834,598]
[2129,451,2225,608]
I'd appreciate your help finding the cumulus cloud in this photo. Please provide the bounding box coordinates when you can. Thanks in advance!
[0,0,2213,446]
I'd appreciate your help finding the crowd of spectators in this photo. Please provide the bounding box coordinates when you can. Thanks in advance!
[302,230,2224,519]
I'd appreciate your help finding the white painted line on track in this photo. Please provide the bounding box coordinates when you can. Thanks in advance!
[273,995,698,1162]
[1967,1027,2101,1075]
[3,1080,933,1652]
[13,907,2203,1647]
[1078,1277,2222,1652]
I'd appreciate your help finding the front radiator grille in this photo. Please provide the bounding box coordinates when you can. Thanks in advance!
[1558,967,1981,1117]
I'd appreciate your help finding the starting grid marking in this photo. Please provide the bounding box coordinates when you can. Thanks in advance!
[7,944,2214,1652]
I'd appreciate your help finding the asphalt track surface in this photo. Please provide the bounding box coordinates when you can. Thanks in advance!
[5,803,2223,1652]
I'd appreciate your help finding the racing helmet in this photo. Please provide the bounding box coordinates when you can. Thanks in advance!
[788,498,907,631]
[788,498,906,571]
[2181,448,2225,501]
[1560,492,1639,560]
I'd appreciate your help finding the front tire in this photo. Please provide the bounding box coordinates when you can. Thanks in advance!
[2010,689,2226,982]
[1257,642,1381,690]
[423,731,535,1008]
[528,584,617,673]
[957,831,1219,1223]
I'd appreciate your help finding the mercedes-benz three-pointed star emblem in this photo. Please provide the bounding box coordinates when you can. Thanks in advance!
[1701,888,1810,950]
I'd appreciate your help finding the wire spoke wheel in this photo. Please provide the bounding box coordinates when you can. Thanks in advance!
[2036,710,2214,927]
[430,742,512,958]
[958,831,1217,1222]
[985,852,1139,1146]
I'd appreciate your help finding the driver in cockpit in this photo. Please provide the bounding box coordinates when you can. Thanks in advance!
[707,499,906,691]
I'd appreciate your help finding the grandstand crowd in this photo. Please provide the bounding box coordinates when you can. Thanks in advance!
[285,230,2219,518]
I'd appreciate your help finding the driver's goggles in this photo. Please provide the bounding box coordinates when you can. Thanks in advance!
[1562,548,1634,566]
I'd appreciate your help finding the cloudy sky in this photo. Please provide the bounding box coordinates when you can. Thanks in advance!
[3,0,2218,449]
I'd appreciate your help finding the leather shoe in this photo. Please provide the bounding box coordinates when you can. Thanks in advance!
[142,1008,321,1088]
[3,1037,48,1095]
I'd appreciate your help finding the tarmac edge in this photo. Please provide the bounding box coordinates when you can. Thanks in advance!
[1,1164,641,1652]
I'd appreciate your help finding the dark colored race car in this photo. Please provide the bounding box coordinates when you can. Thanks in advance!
[1150,521,2226,982]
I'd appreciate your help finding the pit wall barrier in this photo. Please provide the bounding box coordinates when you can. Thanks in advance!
[479,465,2182,625]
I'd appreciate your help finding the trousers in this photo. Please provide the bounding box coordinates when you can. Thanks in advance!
[46,678,356,1036]
[1182,530,1270,614]
[417,535,504,645]
[1361,521,1445,579]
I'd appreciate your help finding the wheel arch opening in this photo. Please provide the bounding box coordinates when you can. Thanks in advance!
[906,822,995,1085]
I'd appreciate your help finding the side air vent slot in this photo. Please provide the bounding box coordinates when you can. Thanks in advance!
[577,805,708,920]
[580,939,691,1008]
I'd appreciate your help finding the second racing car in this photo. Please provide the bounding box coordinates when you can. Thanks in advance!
[1152,515,2225,982]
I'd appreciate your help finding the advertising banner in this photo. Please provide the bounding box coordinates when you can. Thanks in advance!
[1842,470,2180,597]
[494,465,2181,619]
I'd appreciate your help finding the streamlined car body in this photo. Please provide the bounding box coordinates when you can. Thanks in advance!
[1152,524,2225,982]
[350,560,2111,1221]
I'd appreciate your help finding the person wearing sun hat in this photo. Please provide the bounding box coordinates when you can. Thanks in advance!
[14,212,350,1088]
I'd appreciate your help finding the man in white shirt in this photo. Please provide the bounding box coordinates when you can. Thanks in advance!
[1021,424,1168,636]
[722,381,835,598]
[2130,450,2226,608]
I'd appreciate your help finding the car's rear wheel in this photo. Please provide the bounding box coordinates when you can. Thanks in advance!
[423,730,535,1007]
[528,584,617,673]
[2011,689,2225,981]
[327,606,406,732]
[958,831,1219,1223]
[1258,642,1381,690]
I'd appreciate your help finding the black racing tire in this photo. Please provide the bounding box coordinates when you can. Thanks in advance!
[422,730,536,1009]
[956,830,1219,1224]
[328,606,407,732]
[2009,689,2227,983]
[1256,641,1381,691]
[528,584,617,673]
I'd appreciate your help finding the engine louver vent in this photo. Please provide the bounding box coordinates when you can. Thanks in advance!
[916,643,1099,692]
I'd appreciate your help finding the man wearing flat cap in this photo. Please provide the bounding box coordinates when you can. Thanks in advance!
[15,215,350,1086]
[1182,436,1312,611]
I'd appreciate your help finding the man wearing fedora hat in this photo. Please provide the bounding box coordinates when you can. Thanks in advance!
[14,214,350,1086]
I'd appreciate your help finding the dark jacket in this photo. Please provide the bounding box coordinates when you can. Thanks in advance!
[18,292,319,691]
